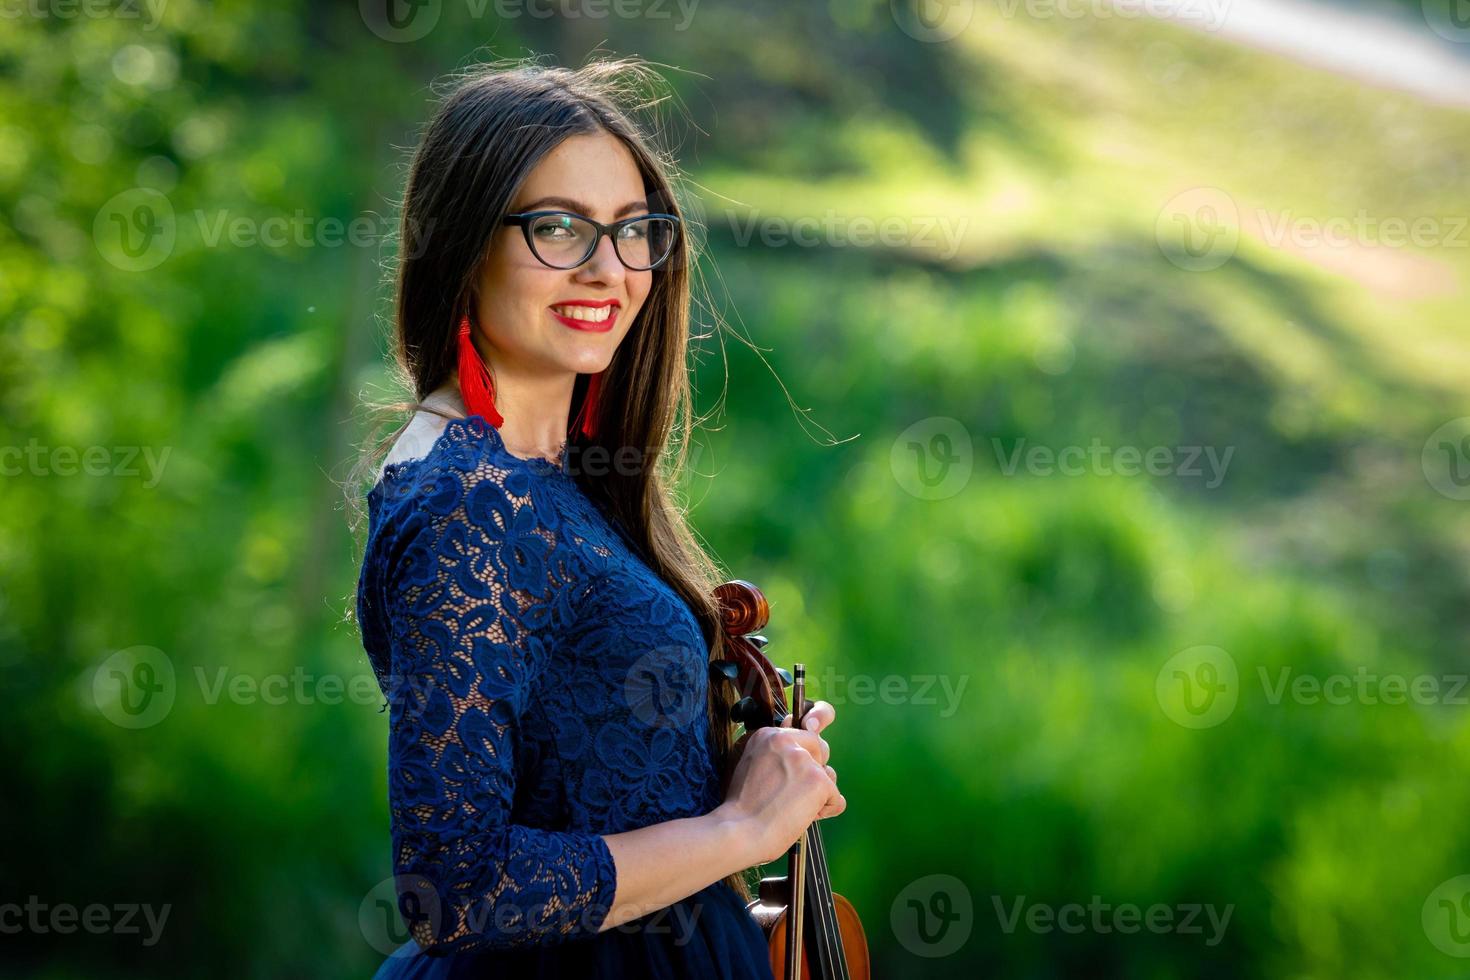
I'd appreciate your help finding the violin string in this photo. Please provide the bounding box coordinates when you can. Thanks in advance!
[807,823,849,979]
[778,686,848,978]
[812,825,849,979]
[788,696,837,977]
[805,825,836,978]
[793,697,846,978]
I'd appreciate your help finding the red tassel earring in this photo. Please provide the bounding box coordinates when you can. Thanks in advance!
[576,371,603,440]
[457,315,504,428]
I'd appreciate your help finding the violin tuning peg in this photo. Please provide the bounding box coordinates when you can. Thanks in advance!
[730,696,762,727]
[748,634,769,649]
[774,666,793,687]
[708,660,739,683]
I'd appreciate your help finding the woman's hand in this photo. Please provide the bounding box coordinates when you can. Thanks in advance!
[719,700,846,865]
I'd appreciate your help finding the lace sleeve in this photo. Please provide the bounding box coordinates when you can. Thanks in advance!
[383,460,618,955]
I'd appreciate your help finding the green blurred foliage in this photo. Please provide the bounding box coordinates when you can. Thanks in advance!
[2,1,1469,977]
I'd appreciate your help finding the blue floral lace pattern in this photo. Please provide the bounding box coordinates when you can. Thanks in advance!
[356,415,729,961]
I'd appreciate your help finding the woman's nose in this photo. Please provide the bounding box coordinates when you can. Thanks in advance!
[574,233,626,285]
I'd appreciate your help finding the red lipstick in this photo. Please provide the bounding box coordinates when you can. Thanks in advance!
[549,299,619,333]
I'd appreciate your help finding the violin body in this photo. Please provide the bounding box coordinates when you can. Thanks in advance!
[748,881,871,980]
[711,580,871,980]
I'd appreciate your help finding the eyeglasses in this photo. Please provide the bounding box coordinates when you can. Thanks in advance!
[502,210,681,271]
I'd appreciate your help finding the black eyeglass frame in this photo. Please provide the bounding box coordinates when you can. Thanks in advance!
[501,210,682,271]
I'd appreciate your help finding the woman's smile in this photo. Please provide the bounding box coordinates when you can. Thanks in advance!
[549,299,620,333]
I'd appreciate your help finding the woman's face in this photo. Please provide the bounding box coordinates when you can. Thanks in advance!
[473,131,653,380]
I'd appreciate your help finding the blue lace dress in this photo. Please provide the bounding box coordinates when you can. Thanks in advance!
[356,414,774,979]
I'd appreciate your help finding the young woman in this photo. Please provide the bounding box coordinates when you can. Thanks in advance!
[352,59,845,978]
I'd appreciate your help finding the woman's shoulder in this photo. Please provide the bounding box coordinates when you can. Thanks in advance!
[372,384,465,485]
[376,408,454,483]
[370,413,517,525]
[366,405,579,554]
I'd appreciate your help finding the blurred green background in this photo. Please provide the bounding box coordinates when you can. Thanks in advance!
[4,0,1470,976]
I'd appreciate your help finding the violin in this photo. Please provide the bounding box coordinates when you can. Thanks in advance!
[710,580,871,980]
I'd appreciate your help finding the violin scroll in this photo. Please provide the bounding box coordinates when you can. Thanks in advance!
[714,579,769,636]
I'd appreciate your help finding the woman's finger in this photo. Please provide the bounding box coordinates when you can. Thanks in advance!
[800,699,836,733]
[818,792,847,819]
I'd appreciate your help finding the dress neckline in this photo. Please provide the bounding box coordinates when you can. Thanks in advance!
[371,413,573,499]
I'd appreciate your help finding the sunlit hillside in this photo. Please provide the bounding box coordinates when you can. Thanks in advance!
[2,2,1467,977]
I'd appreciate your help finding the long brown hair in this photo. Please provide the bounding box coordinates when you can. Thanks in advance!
[350,55,754,903]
